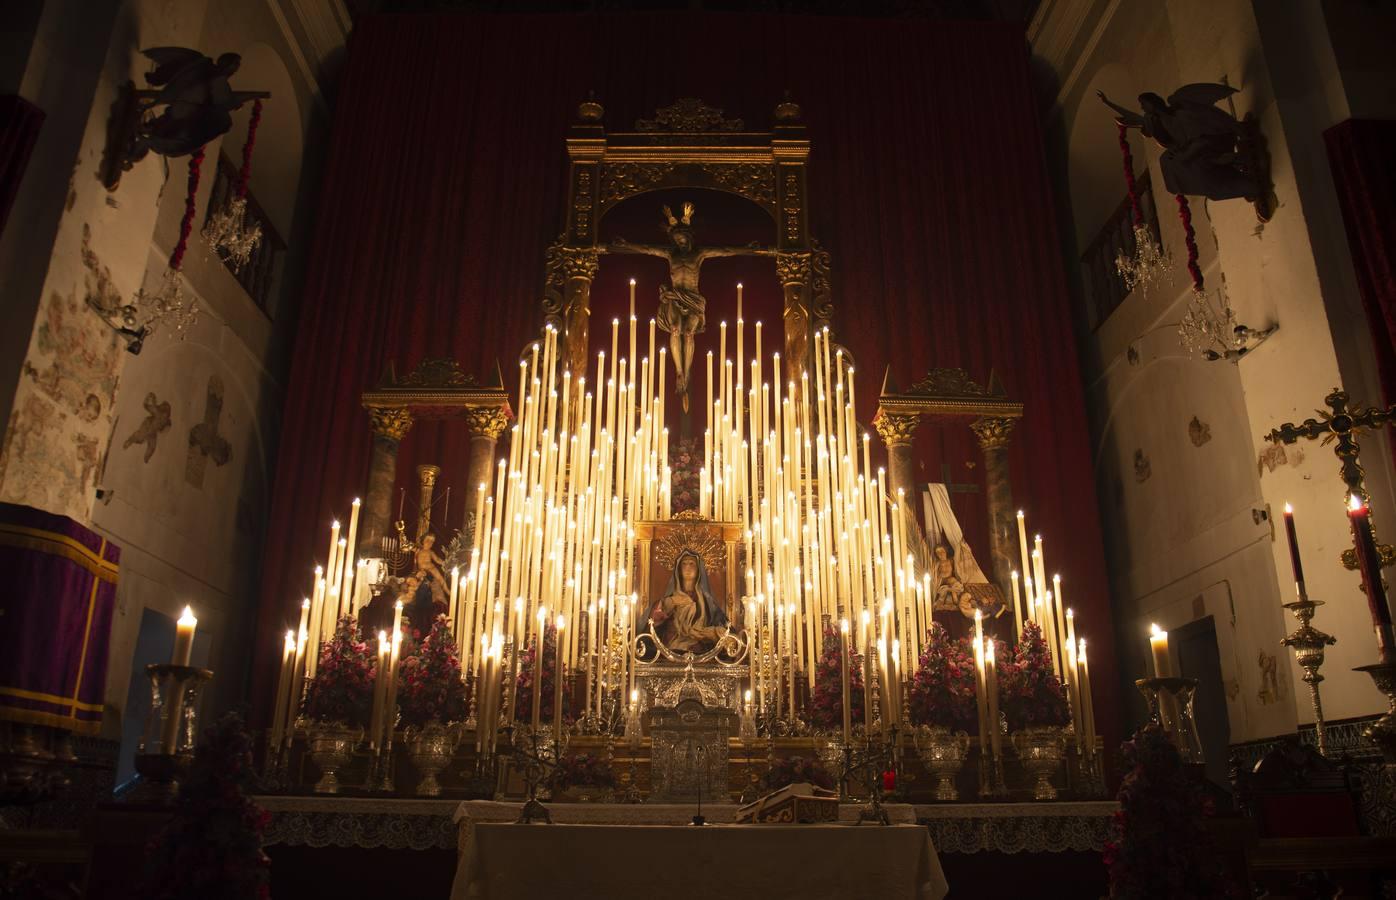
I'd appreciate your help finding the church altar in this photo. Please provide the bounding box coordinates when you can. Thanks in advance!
[255,794,1116,855]
[453,821,946,900]
[245,97,1118,900]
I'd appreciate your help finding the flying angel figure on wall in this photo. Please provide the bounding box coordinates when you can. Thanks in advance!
[1098,83,1267,207]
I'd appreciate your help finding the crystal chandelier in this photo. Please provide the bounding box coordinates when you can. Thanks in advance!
[131,269,199,342]
[1178,287,1276,362]
[202,196,262,272]
[1115,224,1171,297]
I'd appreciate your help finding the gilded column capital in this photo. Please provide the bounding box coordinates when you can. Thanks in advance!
[417,463,440,490]
[873,411,920,448]
[558,247,601,281]
[367,406,414,442]
[970,416,1017,450]
[774,251,812,285]
[464,405,512,440]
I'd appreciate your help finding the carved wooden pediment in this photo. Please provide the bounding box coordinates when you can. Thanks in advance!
[636,98,744,133]
[904,368,1002,399]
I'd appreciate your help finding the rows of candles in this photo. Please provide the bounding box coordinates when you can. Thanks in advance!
[270,285,1105,758]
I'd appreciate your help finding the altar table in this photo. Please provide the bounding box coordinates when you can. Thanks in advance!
[451,822,947,900]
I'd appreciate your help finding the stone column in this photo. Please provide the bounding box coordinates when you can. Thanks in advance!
[970,416,1018,598]
[873,411,920,508]
[463,404,511,541]
[415,464,440,541]
[775,251,811,386]
[361,407,414,557]
[546,246,601,383]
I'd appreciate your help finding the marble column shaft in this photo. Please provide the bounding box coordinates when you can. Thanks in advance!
[970,416,1018,599]
[361,407,414,557]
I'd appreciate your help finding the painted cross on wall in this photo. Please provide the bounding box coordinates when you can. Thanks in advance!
[186,375,232,488]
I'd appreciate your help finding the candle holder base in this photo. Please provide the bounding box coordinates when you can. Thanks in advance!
[129,752,189,804]
[1135,677,1204,763]
[258,736,292,792]
[1354,660,1396,766]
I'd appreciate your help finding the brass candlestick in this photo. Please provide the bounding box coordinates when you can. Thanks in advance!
[1135,676,1204,763]
[1281,597,1336,756]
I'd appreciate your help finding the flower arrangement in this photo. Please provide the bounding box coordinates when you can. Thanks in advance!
[759,755,835,792]
[302,616,376,728]
[141,712,271,900]
[397,614,468,730]
[553,752,617,791]
[807,624,865,731]
[998,621,1069,730]
[906,623,978,732]
[1105,725,1226,899]
[668,437,702,514]
[514,624,573,724]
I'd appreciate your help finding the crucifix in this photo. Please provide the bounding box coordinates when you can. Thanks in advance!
[1266,387,1396,570]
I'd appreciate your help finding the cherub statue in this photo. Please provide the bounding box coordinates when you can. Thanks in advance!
[1098,84,1258,202]
[930,544,970,613]
[412,533,450,608]
[136,48,258,158]
[604,202,774,412]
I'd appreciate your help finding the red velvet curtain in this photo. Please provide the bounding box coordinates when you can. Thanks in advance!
[0,95,44,239]
[1326,120,1396,426]
[257,12,1120,751]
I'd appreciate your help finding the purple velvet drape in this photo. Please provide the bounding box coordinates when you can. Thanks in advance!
[256,13,1120,753]
[0,502,119,735]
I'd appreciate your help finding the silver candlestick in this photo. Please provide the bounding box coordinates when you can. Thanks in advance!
[1281,597,1336,756]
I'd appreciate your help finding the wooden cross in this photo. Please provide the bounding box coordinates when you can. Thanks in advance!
[1267,387,1396,568]
[186,375,232,488]
[930,463,979,496]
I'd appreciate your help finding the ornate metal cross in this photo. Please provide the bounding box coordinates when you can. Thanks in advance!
[1266,387,1396,569]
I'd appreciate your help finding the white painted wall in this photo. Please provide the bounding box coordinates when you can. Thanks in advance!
[1033,0,1394,743]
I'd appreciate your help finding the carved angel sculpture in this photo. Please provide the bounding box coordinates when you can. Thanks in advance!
[137,47,244,157]
[1098,84,1257,201]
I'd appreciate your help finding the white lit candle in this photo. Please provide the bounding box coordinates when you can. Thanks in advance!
[1149,623,1173,677]
[172,606,197,666]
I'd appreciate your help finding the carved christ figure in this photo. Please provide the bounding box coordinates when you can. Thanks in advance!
[604,202,774,412]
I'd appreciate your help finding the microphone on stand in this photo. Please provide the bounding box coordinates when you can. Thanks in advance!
[692,745,707,826]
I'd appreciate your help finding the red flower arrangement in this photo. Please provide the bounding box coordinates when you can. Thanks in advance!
[513,624,573,724]
[907,623,978,732]
[397,614,469,730]
[554,752,617,790]
[668,437,702,514]
[807,624,865,731]
[998,622,1069,730]
[1106,725,1227,899]
[141,712,271,900]
[760,755,835,792]
[302,616,376,728]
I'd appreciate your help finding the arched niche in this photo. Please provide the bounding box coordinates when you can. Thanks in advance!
[1069,63,1144,254]
[225,42,303,239]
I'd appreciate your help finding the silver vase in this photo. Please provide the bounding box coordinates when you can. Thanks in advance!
[912,725,970,802]
[408,722,460,797]
[1012,725,1065,800]
[307,722,362,794]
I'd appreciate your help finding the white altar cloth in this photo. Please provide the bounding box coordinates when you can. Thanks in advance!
[450,801,943,900]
